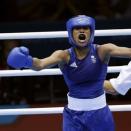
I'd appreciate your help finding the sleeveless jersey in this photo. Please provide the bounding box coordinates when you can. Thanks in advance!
[60,44,108,99]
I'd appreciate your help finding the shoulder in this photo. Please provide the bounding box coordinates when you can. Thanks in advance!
[96,43,117,63]
[97,43,118,56]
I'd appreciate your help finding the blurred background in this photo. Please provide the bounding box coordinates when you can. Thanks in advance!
[0,0,131,131]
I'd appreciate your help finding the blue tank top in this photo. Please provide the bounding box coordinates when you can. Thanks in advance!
[60,44,108,99]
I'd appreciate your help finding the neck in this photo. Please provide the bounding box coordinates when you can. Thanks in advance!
[74,47,90,60]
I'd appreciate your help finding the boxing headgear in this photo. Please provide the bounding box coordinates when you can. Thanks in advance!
[66,15,95,47]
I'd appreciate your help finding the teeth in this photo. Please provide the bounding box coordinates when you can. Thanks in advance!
[79,40,85,43]
[79,39,86,43]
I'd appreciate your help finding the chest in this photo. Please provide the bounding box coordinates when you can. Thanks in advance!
[66,53,104,82]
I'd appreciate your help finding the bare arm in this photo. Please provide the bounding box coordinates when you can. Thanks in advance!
[98,43,131,62]
[107,43,131,57]
[32,50,69,70]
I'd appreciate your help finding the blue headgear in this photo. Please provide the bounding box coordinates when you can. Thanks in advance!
[66,15,95,47]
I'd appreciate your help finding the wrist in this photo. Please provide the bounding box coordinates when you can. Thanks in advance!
[25,56,33,68]
[31,58,42,70]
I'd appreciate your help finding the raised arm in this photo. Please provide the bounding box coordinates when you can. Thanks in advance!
[108,43,131,57]
[98,43,131,62]
[32,50,69,70]
[7,46,69,70]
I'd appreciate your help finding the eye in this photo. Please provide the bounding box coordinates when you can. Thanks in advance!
[74,26,81,30]
[83,27,90,30]
[74,26,90,30]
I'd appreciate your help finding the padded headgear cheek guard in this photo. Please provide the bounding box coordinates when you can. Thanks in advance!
[66,15,95,47]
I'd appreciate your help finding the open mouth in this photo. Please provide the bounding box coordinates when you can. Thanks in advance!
[79,34,86,40]
[78,34,87,43]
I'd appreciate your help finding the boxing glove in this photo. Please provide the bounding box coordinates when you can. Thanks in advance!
[7,46,33,68]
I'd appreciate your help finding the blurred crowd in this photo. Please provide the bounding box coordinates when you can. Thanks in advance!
[0,0,131,22]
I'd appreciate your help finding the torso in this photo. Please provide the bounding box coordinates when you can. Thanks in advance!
[59,44,108,99]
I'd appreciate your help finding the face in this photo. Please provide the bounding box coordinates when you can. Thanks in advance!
[72,26,91,47]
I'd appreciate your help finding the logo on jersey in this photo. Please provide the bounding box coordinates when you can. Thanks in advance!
[69,62,78,68]
[91,55,96,63]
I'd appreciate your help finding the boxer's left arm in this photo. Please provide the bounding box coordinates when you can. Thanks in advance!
[100,43,131,58]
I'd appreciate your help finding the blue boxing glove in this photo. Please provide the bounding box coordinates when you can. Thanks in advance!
[7,46,33,68]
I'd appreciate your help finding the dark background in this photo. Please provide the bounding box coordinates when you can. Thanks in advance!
[0,0,131,130]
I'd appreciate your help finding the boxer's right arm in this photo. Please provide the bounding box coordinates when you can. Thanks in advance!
[7,46,69,70]
[32,50,68,70]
